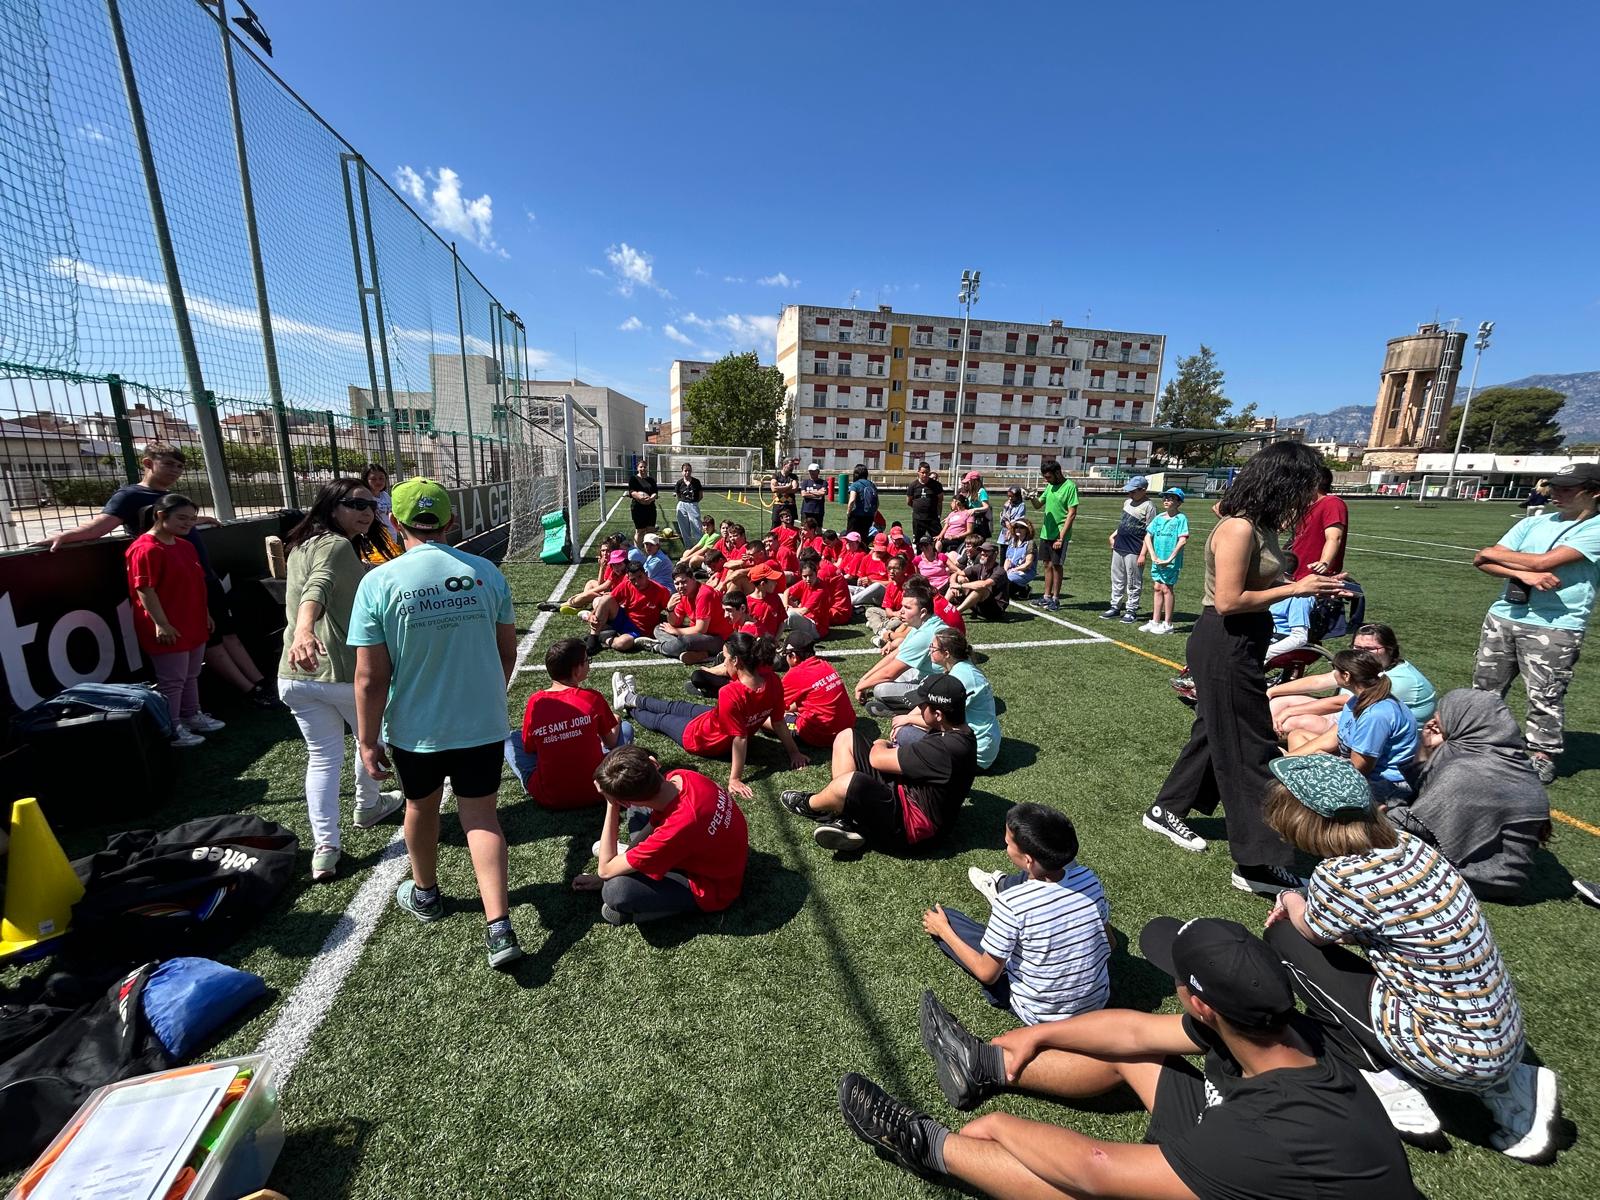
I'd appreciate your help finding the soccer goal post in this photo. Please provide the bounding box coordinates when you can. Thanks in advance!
[647,445,765,490]
[1416,474,1483,501]
[504,394,605,565]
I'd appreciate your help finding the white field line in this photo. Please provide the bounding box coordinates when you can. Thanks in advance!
[257,496,625,1090]
[519,636,1107,673]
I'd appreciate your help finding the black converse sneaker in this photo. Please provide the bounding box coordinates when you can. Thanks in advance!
[1142,804,1206,852]
[780,790,826,820]
[919,990,1004,1110]
[837,1073,947,1180]
[1230,862,1306,897]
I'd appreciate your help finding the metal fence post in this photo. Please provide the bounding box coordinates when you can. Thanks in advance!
[210,0,295,509]
[353,162,402,478]
[563,394,581,556]
[339,153,391,477]
[325,410,339,476]
[106,375,140,483]
[451,243,477,484]
[104,0,234,520]
[450,432,461,485]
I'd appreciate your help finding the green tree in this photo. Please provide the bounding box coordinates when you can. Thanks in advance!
[1155,345,1235,429]
[1445,387,1566,454]
[682,352,786,455]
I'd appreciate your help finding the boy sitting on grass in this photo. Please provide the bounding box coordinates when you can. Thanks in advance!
[921,803,1112,1023]
[573,744,749,926]
[506,637,630,806]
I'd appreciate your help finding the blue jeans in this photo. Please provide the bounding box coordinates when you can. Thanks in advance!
[503,721,633,791]
[933,870,1027,1012]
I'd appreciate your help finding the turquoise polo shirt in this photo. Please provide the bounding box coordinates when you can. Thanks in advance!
[1487,512,1600,632]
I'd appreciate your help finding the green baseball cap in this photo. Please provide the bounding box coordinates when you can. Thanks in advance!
[1269,754,1374,819]
[391,477,452,529]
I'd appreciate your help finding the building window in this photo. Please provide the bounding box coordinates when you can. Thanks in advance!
[838,330,852,342]
[1072,358,1084,370]
[890,410,902,425]
[893,346,904,359]
[1002,369,1016,386]
[946,335,960,349]
[891,379,902,392]
[911,395,929,411]
[967,335,981,351]
[868,328,886,342]
[838,362,852,376]
[1022,368,1036,386]
[944,368,957,382]
[915,332,933,346]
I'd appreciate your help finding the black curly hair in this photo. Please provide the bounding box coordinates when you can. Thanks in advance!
[1216,441,1325,532]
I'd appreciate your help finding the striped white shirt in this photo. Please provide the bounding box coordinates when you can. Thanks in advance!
[1305,832,1524,1090]
[980,862,1111,1025]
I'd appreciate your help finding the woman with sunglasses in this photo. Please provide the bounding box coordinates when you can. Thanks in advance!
[278,478,404,881]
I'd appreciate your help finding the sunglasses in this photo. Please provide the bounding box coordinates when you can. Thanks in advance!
[339,498,378,512]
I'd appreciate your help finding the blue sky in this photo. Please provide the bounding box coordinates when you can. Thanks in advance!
[250,0,1596,421]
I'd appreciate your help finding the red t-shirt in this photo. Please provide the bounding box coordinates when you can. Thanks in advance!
[882,579,905,612]
[772,525,801,551]
[670,584,734,639]
[610,576,671,631]
[126,533,208,654]
[626,769,748,911]
[785,579,831,636]
[804,535,827,557]
[599,564,623,589]
[769,545,800,579]
[782,655,856,745]
[1290,493,1350,580]
[683,668,785,756]
[934,594,966,634]
[746,591,787,638]
[839,548,868,579]
[519,686,618,808]
[818,559,853,624]
[819,540,844,564]
[857,554,889,582]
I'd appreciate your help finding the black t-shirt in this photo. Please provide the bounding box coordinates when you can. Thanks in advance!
[628,475,659,523]
[799,474,828,512]
[103,483,214,576]
[771,471,798,506]
[1154,1014,1417,1200]
[907,479,946,523]
[674,476,703,503]
[895,727,977,830]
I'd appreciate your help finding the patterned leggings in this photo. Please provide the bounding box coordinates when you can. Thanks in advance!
[1472,612,1584,755]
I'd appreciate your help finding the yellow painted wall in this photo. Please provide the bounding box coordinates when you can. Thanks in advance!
[886,324,910,470]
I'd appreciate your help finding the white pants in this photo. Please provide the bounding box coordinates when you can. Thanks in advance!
[280,678,381,851]
[1110,551,1143,613]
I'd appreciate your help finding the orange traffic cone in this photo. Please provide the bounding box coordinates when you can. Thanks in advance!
[0,799,84,959]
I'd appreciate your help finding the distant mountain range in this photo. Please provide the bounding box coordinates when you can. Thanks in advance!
[1279,371,1600,446]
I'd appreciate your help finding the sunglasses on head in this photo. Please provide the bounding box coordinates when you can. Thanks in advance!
[339,498,378,511]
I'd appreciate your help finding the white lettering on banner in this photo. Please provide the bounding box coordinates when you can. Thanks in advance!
[2,592,148,711]
[189,845,260,872]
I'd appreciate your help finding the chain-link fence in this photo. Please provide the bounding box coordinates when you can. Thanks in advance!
[0,0,528,548]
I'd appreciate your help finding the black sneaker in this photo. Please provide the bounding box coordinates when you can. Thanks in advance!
[837,1073,946,1180]
[536,601,561,612]
[919,990,1002,1110]
[780,790,825,820]
[815,822,867,853]
[1230,862,1305,897]
[1142,804,1207,852]
[864,699,895,720]
[486,925,524,969]
[1575,879,1600,909]
[249,682,286,711]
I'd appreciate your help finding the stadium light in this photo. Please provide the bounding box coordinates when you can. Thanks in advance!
[1444,319,1494,496]
[948,269,981,487]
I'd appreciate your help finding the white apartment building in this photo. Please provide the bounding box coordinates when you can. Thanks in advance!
[776,305,1164,475]
[668,359,713,447]
[525,379,647,473]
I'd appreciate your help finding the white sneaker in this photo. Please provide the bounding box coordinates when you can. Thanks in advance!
[170,724,205,748]
[612,670,637,712]
[1137,621,1156,632]
[1483,1062,1561,1162]
[353,790,405,828]
[967,867,1004,905]
[1360,1068,1446,1150]
[188,712,226,733]
[1155,622,1174,635]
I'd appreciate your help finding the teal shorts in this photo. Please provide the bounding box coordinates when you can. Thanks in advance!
[1150,564,1181,586]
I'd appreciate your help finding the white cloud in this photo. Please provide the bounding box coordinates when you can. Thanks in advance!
[693,267,709,278]
[618,315,646,332]
[722,275,746,284]
[757,272,799,289]
[76,123,108,143]
[669,311,779,353]
[586,266,607,278]
[395,165,501,255]
[604,242,669,297]
[525,210,537,222]
[663,324,694,345]
[679,312,714,330]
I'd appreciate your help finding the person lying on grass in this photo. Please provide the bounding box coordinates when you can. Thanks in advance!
[571,745,748,926]
[779,674,976,855]
[839,916,1418,1200]
[922,803,1111,1025]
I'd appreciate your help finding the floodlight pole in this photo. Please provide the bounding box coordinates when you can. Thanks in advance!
[1444,320,1493,497]
[948,268,980,487]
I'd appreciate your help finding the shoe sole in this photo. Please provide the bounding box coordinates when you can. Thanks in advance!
[1141,813,1206,852]
[918,993,983,1111]
[1230,870,1298,897]
[353,795,406,828]
[487,944,525,969]
[1496,1067,1561,1162]
[395,883,445,923]
[1575,880,1600,908]
[814,826,866,853]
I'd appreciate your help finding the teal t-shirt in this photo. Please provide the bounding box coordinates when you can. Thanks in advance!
[1384,660,1437,722]
[945,659,999,769]
[1487,512,1600,632]
[896,614,948,678]
[347,542,515,753]
[1148,511,1189,568]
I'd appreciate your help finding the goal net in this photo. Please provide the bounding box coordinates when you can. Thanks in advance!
[1416,474,1483,501]
[503,395,604,565]
[648,446,764,490]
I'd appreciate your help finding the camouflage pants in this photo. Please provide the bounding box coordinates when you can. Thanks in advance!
[1472,612,1585,756]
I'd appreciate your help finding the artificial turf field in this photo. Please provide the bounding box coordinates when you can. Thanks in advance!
[10,492,1600,1199]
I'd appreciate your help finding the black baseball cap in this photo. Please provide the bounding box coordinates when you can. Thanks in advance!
[1549,462,1600,489]
[1139,917,1296,1031]
[915,674,967,724]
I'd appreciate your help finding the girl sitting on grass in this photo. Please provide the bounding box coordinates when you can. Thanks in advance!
[1287,648,1418,803]
[543,533,627,614]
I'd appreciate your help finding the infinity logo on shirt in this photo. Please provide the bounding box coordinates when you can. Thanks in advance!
[443,575,480,592]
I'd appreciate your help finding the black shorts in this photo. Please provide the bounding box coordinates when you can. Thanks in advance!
[1140,1056,1211,1148]
[840,730,908,848]
[975,596,1008,622]
[630,505,658,531]
[205,576,237,646]
[389,741,504,801]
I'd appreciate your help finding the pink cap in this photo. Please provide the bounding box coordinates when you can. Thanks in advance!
[844,531,862,542]
[962,470,981,483]
[608,550,626,565]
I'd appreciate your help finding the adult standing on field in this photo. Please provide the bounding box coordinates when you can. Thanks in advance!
[349,478,525,970]
[906,461,946,546]
[627,463,660,549]
[845,463,880,541]
[770,455,801,528]
[800,461,829,529]
[1139,441,1349,897]
[1289,467,1349,579]
[1027,459,1078,611]
[673,462,704,547]
[1470,461,1600,784]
